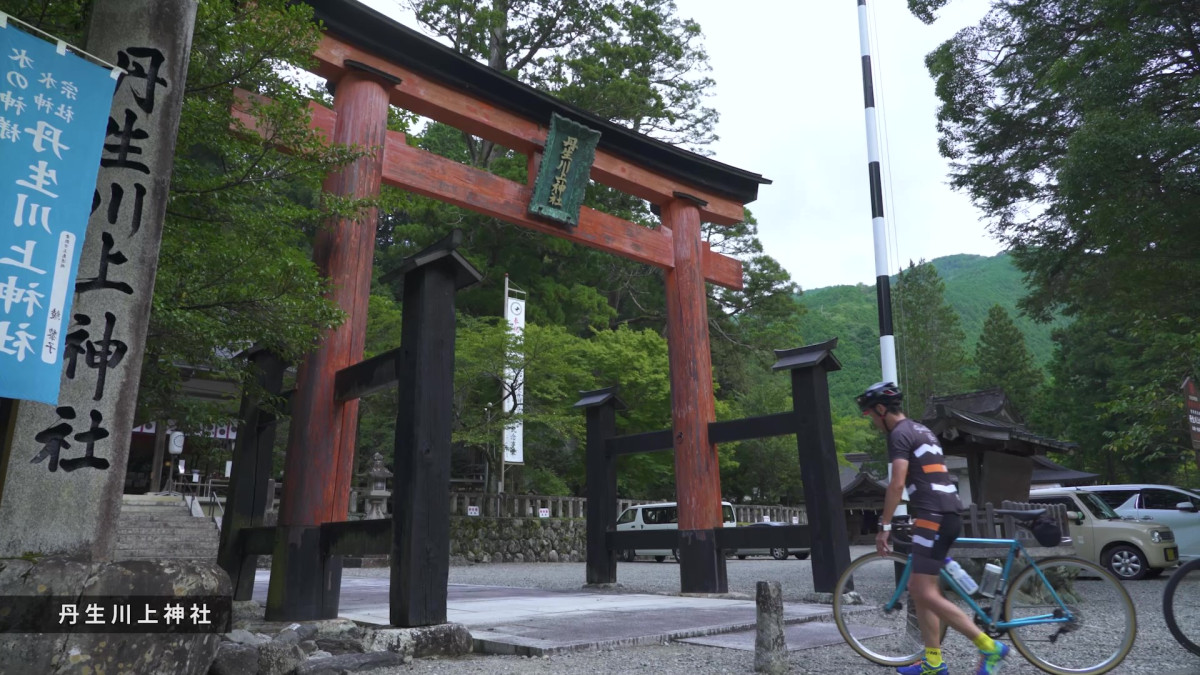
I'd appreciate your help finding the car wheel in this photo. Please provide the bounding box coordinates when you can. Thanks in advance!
[654,555,666,563]
[793,551,810,560]
[737,555,747,560]
[621,549,635,562]
[1105,544,1149,580]
[771,547,788,560]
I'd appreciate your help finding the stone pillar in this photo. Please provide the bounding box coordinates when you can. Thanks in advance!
[755,580,788,674]
[0,0,197,560]
[661,196,726,593]
[268,66,391,621]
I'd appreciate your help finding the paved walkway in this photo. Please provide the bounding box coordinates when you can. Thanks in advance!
[251,571,848,655]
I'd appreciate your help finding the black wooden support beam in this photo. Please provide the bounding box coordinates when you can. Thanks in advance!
[773,339,851,593]
[239,526,277,556]
[708,412,795,444]
[391,230,481,628]
[218,349,286,600]
[334,347,402,402]
[607,429,673,456]
[606,529,680,551]
[715,525,810,550]
[575,387,625,585]
[322,519,392,557]
[607,410,796,456]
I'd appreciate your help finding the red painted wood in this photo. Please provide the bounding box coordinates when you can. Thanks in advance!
[662,199,723,531]
[231,93,746,290]
[312,35,747,226]
[278,71,390,527]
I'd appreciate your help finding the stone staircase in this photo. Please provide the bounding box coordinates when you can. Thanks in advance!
[115,494,220,562]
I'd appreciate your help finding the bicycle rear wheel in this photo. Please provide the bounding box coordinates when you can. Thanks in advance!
[832,552,924,666]
[1004,556,1135,675]
[1164,558,1200,656]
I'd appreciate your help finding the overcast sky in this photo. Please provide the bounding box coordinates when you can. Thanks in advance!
[359,0,999,289]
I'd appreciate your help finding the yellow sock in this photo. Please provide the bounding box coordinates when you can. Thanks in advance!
[973,632,997,653]
[925,647,943,667]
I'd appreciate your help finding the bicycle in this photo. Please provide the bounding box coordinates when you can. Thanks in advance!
[1163,556,1200,656]
[831,509,1136,675]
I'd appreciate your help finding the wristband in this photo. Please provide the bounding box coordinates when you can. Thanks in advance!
[881,523,892,532]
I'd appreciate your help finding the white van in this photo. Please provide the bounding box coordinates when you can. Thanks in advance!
[614,501,737,562]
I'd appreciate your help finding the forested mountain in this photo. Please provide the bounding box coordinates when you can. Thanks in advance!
[798,253,1063,416]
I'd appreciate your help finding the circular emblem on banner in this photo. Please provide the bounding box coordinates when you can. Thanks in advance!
[168,431,185,455]
[510,301,523,315]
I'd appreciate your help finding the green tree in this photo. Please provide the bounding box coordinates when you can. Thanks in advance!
[973,304,1043,413]
[3,0,360,435]
[893,260,969,416]
[407,0,717,154]
[915,0,1200,476]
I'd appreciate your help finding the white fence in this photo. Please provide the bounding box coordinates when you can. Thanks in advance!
[258,481,809,524]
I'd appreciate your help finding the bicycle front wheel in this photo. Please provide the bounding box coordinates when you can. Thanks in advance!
[1004,556,1135,675]
[1164,558,1200,656]
[832,552,924,666]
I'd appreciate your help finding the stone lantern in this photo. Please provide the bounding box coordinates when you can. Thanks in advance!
[364,452,393,520]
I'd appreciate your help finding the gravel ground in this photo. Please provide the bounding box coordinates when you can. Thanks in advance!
[343,549,1200,674]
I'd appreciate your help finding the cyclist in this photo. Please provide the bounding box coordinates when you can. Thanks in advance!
[858,382,1010,675]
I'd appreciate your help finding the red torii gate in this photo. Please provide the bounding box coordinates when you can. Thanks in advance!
[248,0,768,617]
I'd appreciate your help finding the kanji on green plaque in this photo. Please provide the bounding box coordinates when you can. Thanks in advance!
[528,113,600,228]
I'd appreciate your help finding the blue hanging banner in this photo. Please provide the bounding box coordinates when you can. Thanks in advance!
[0,18,117,405]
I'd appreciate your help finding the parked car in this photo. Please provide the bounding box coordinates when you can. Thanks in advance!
[615,501,736,562]
[1029,486,1179,580]
[733,521,809,560]
[1083,484,1200,561]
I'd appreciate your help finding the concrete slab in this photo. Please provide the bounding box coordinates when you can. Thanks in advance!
[680,621,893,651]
[251,571,837,656]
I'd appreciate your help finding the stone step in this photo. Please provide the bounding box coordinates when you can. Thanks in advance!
[118,518,219,528]
[116,542,218,551]
[120,504,196,512]
[115,537,220,547]
[120,514,219,526]
[122,494,186,503]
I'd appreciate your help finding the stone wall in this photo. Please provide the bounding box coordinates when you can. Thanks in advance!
[450,517,585,564]
[255,515,586,566]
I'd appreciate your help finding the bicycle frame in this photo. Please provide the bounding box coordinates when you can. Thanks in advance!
[886,536,1075,631]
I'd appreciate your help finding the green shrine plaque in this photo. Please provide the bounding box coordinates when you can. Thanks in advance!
[529,113,601,228]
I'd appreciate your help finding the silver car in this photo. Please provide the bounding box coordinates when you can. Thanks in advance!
[1087,484,1200,561]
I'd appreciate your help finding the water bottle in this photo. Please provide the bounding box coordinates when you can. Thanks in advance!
[979,562,1003,598]
[944,557,979,595]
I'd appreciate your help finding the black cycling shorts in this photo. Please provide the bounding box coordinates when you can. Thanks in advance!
[909,511,961,575]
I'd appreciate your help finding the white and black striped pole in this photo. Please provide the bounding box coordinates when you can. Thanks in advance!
[857,0,898,386]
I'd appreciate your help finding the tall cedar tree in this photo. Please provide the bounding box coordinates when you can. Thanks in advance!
[913,0,1200,477]
[973,304,1043,414]
[893,260,969,416]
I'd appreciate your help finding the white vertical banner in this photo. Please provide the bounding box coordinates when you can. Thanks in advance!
[502,277,526,464]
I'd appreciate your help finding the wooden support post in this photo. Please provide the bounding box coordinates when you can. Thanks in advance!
[387,232,482,627]
[661,196,726,594]
[218,349,285,601]
[773,340,851,593]
[574,388,626,585]
[149,423,167,493]
[268,67,391,621]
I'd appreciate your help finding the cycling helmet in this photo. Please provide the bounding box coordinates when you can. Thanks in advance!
[856,382,903,411]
